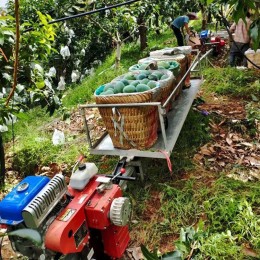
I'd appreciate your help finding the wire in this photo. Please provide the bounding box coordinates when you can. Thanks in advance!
[23,0,141,33]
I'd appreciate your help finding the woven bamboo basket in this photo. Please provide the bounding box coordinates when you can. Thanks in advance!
[148,54,187,86]
[94,70,174,150]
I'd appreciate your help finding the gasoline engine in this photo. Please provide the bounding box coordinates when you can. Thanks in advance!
[189,29,226,55]
[0,161,133,260]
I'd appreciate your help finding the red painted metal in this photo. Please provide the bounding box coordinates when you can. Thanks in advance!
[45,175,130,258]
[45,177,99,254]
[85,185,122,229]
[102,225,130,258]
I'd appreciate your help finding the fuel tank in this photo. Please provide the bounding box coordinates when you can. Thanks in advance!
[0,176,50,225]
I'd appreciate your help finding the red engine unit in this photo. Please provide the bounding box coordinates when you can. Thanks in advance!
[85,183,130,258]
[102,225,130,258]
[210,36,226,55]
[45,175,130,259]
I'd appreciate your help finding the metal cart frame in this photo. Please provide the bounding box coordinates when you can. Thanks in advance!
[78,49,212,178]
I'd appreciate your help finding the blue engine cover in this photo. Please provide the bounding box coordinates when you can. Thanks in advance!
[200,30,210,39]
[0,176,50,225]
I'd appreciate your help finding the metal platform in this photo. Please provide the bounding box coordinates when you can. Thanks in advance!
[86,78,202,159]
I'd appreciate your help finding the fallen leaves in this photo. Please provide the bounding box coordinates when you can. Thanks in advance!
[194,130,259,172]
[197,101,246,120]
[194,99,259,177]
[44,107,106,143]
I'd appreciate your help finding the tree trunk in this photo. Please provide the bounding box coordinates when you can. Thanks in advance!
[155,13,160,35]
[115,40,122,69]
[138,16,148,51]
[199,3,207,30]
[0,134,5,187]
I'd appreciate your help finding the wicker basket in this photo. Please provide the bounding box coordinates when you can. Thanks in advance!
[94,70,174,150]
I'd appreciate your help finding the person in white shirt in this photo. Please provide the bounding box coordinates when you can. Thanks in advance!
[229,12,252,67]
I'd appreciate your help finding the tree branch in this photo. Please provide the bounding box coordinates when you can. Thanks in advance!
[88,17,117,42]
[0,48,9,62]
[6,0,20,106]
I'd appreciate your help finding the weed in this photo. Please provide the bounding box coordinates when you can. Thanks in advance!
[159,180,200,233]
[230,200,260,252]
[198,230,244,260]
[202,177,260,232]
[202,68,260,98]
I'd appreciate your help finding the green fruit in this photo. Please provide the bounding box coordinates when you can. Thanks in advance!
[130,64,140,70]
[136,73,147,80]
[141,78,149,84]
[121,79,129,86]
[130,80,140,87]
[124,73,136,80]
[105,89,114,95]
[136,84,150,92]
[169,61,179,68]
[147,81,157,89]
[148,74,158,81]
[141,70,151,76]
[158,66,165,69]
[114,81,125,93]
[123,85,136,93]
[152,72,163,78]
[158,61,170,69]
[160,74,169,80]
[100,89,114,95]
[103,83,114,91]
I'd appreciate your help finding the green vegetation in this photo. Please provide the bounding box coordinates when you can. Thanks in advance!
[135,176,260,259]
[202,67,260,98]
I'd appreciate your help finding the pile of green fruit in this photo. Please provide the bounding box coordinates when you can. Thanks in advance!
[129,62,156,71]
[157,61,180,76]
[96,70,170,96]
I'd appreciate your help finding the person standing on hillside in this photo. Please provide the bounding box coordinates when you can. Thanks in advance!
[229,12,252,67]
[171,12,199,46]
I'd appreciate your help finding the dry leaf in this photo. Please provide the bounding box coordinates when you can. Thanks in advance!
[126,247,144,260]
[200,148,212,156]
[226,137,232,145]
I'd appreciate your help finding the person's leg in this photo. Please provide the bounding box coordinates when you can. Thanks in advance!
[241,43,250,67]
[229,43,237,67]
[172,26,184,46]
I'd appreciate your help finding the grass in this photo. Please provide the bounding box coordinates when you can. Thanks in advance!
[129,171,260,257]
[202,67,260,98]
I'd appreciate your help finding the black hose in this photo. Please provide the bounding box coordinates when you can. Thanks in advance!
[23,0,141,33]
